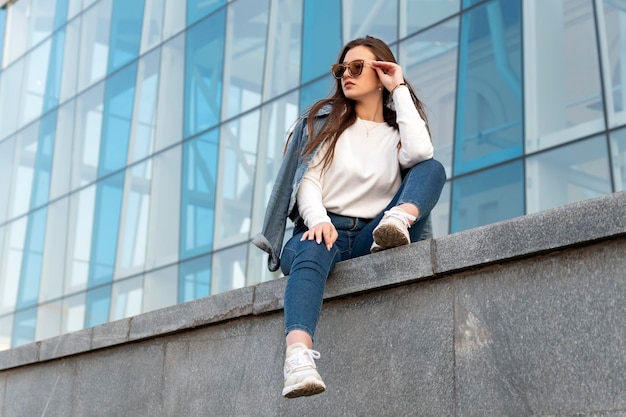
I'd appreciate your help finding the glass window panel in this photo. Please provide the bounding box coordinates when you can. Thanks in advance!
[179,254,211,303]
[143,265,177,312]
[15,207,48,309]
[0,136,16,224]
[107,0,145,74]
[99,62,137,177]
[187,0,225,26]
[83,0,100,10]
[59,17,81,103]
[526,135,612,214]
[71,82,105,190]
[0,217,27,314]
[31,111,58,208]
[221,0,269,120]
[155,33,184,151]
[180,130,218,259]
[455,0,522,175]
[115,161,151,279]
[110,276,143,320]
[341,0,397,43]
[11,121,41,219]
[609,128,626,191]
[62,292,85,333]
[249,93,299,238]
[36,301,63,342]
[43,29,66,114]
[77,0,113,93]
[525,0,605,152]
[40,197,69,303]
[129,49,160,164]
[299,76,333,111]
[3,0,30,66]
[49,99,75,200]
[21,39,52,126]
[401,0,460,38]
[184,8,226,138]
[0,8,6,64]
[0,58,24,140]
[402,17,459,178]
[431,181,451,238]
[301,0,341,84]
[53,0,70,31]
[145,145,181,270]
[140,0,165,53]
[84,284,111,328]
[65,184,96,295]
[163,0,186,41]
[12,307,37,347]
[212,244,247,294]
[67,0,82,20]
[451,160,524,233]
[88,171,125,287]
[263,0,302,99]
[600,1,626,128]
[0,314,12,351]
[214,111,260,249]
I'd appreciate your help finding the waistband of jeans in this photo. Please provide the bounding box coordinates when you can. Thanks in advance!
[327,212,373,231]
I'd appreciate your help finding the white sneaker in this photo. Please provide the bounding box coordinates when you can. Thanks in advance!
[371,206,415,253]
[282,343,326,398]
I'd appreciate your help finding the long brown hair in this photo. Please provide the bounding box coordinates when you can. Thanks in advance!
[302,36,430,171]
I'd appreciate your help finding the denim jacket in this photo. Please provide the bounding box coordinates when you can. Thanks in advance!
[252,105,331,271]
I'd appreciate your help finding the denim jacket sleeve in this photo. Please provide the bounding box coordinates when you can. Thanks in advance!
[251,116,309,272]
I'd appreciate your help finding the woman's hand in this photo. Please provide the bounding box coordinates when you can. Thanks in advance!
[301,222,338,251]
[370,61,405,92]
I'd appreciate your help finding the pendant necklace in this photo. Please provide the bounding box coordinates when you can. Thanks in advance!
[359,118,381,137]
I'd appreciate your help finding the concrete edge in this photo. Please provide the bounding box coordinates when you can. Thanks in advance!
[1,191,624,370]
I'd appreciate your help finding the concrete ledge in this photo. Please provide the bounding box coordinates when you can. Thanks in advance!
[0,191,625,416]
[1,191,625,371]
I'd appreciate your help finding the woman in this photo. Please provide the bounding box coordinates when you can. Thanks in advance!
[252,36,446,398]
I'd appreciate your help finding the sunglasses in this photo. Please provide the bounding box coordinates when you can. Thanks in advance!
[331,59,367,79]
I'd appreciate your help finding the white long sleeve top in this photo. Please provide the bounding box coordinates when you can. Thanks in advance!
[297,85,433,228]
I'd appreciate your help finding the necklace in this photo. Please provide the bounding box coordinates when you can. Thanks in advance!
[359,117,382,137]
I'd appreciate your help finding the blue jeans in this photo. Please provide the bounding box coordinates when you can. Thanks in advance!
[280,158,447,338]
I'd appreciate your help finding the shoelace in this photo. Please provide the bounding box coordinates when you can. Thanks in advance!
[286,348,321,369]
[383,208,416,228]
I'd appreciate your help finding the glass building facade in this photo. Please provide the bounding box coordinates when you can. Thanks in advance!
[0,0,624,350]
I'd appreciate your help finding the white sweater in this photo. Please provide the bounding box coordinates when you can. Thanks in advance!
[297,86,433,228]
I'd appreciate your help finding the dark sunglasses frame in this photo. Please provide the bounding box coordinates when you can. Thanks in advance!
[331,59,366,79]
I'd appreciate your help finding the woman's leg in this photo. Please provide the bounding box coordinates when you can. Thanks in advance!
[353,158,446,255]
[280,228,342,398]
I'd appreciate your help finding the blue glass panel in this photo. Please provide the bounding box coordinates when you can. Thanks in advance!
[11,308,37,347]
[299,77,334,112]
[84,285,111,327]
[463,0,486,7]
[88,171,125,287]
[178,254,212,303]
[180,130,218,259]
[451,160,524,233]
[43,29,65,113]
[454,0,522,175]
[187,0,226,26]
[54,0,70,31]
[184,9,225,138]
[301,0,341,84]
[15,208,48,308]
[107,0,145,73]
[99,62,138,176]
[31,111,57,208]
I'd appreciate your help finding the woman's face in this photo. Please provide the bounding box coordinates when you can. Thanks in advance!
[340,46,383,103]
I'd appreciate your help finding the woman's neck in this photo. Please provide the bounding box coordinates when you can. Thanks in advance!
[355,97,384,122]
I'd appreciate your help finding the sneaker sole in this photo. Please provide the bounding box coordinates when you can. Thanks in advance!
[283,377,326,398]
[373,224,410,249]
